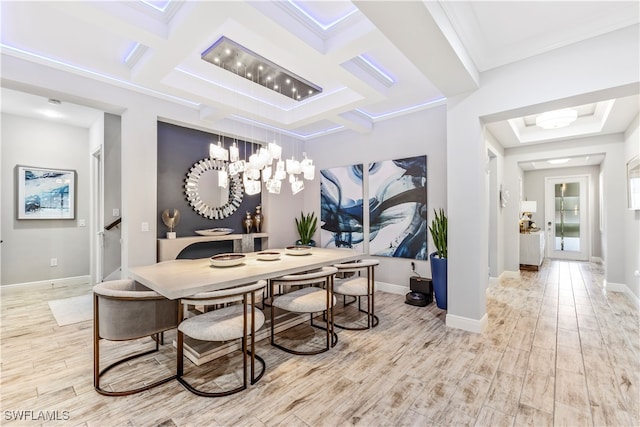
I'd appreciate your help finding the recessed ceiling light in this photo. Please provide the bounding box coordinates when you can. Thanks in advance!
[548,158,570,165]
[536,108,578,129]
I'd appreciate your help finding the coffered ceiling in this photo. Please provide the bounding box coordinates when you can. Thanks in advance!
[1,1,638,148]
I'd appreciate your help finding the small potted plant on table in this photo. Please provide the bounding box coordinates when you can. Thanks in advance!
[295,211,317,246]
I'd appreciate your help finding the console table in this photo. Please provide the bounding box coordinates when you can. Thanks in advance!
[157,233,268,262]
[520,231,545,270]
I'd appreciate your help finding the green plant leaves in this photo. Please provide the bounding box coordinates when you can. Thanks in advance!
[429,208,447,258]
[295,211,317,244]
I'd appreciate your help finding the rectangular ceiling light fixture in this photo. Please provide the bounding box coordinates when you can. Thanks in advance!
[202,36,322,102]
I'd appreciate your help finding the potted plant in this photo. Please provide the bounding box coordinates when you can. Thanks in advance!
[429,208,447,309]
[295,211,318,246]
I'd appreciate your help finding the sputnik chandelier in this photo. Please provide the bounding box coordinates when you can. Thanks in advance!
[208,138,315,196]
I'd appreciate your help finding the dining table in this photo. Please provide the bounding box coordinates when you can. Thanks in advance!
[129,246,362,300]
[129,246,361,365]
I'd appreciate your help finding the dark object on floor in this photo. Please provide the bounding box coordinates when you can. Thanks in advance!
[410,276,433,304]
[405,291,428,307]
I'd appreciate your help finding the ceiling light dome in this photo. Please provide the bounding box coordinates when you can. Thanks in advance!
[535,108,578,129]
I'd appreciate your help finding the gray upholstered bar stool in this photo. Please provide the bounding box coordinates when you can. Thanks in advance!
[270,266,338,355]
[177,280,267,397]
[332,259,379,329]
[93,279,179,396]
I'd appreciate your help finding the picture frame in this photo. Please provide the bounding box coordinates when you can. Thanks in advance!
[628,155,640,210]
[16,165,76,219]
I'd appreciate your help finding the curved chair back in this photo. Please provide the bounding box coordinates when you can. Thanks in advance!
[271,266,338,286]
[333,259,379,274]
[181,280,266,307]
[94,279,178,341]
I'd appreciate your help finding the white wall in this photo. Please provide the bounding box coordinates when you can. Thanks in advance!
[304,105,447,290]
[624,114,640,300]
[486,131,505,279]
[1,113,91,285]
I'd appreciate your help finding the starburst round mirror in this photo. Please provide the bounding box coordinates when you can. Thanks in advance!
[184,158,243,219]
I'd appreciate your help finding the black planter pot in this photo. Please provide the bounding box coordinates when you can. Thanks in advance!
[429,252,447,310]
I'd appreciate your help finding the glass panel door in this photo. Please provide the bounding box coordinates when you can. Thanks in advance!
[545,176,589,261]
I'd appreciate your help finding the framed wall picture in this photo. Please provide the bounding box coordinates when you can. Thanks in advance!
[320,164,365,251]
[368,155,427,259]
[628,155,640,210]
[16,166,76,219]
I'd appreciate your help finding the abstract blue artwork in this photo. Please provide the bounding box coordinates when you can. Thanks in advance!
[368,156,427,259]
[17,166,75,219]
[320,164,364,251]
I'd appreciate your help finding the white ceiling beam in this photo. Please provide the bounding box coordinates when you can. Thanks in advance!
[354,1,479,97]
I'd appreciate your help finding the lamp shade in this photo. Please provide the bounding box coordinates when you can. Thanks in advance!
[521,200,537,213]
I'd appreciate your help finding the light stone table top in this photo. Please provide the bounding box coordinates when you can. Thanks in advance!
[129,247,361,300]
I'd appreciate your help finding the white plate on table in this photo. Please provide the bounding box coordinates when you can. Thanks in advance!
[284,245,313,256]
[196,228,234,236]
[210,253,246,267]
[256,251,281,261]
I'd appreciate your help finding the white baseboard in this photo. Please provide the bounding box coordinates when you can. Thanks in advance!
[375,281,407,296]
[1,275,91,292]
[605,280,640,308]
[502,270,521,279]
[446,313,488,334]
[604,280,626,293]
[590,256,603,264]
[488,277,500,288]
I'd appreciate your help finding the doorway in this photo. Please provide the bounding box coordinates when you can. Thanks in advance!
[91,147,103,283]
[545,176,589,261]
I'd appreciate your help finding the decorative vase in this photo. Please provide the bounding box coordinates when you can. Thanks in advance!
[243,211,254,234]
[429,252,447,310]
[253,205,263,233]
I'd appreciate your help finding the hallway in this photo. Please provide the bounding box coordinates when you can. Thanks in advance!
[0,259,638,426]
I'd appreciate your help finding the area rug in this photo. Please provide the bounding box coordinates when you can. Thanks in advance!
[48,294,93,326]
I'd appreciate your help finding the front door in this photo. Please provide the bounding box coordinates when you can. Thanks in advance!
[545,176,589,261]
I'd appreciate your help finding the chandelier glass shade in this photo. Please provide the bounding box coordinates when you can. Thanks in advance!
[208,139,313,195]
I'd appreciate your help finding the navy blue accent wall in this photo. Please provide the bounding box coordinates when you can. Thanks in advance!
[157,122,262,257]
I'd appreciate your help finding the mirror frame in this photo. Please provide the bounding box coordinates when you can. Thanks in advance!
[184,158,243,219]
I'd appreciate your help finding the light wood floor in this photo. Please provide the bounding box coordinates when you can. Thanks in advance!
[1,260,638,426]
